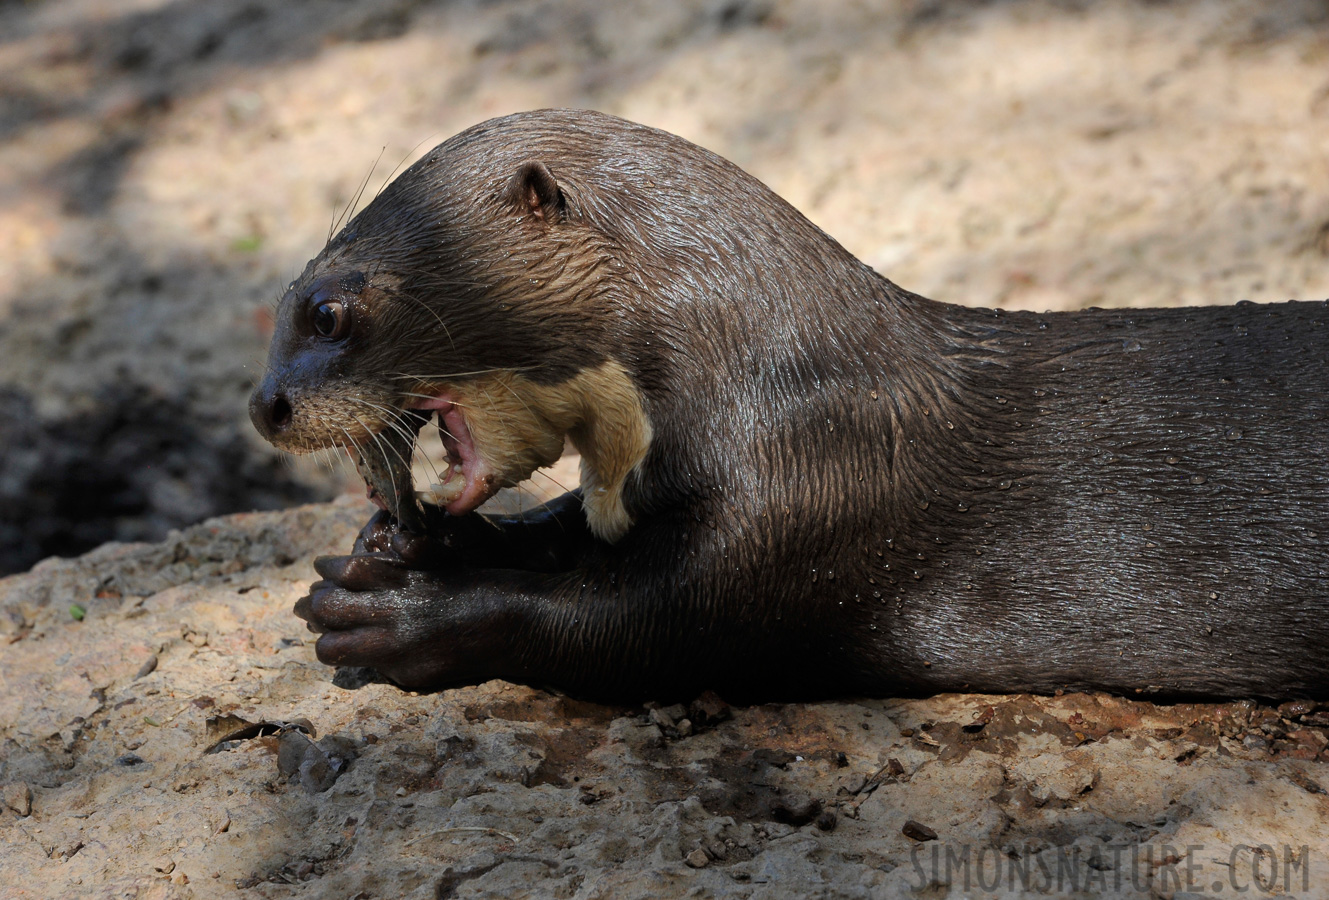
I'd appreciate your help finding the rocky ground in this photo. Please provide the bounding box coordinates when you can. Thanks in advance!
[2,0,1329,896]
[2,501,1328,899]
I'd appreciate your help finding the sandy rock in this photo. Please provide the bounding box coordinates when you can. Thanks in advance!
[1,504,1325,897]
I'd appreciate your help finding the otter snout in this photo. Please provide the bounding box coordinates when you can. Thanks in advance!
[249,378,293,443]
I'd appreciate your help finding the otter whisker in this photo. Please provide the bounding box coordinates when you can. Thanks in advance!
[531,466,577,498]
[346,397,444,487]
[352,414,409,514]
[330,146,386,244]
[391,366,538,383]
[374,134,438,202]
[491,375,545,431]
[438,399,525,427]
[352,413,413,483]
[392,290,457,353]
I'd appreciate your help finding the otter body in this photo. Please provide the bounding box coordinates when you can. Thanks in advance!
[251,109,1329,701]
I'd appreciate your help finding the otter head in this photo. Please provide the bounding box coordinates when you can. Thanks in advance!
[250,122,654,542]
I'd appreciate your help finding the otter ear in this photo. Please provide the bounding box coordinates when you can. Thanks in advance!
[506,161,565,224]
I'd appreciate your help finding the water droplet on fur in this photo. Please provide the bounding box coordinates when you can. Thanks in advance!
[917,500,930,510]
[1225,427,1243,440]
[1166,456,1180,465]
[1189,474,1207,485]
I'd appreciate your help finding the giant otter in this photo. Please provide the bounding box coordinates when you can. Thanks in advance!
[250,108,1329,702]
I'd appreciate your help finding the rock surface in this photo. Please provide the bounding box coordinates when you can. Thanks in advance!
[2,500,1328,898]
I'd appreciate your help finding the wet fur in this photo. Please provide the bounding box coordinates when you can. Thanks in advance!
[260,109,1329,702]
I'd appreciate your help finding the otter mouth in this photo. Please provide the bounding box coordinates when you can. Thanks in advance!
[410,395,500,517]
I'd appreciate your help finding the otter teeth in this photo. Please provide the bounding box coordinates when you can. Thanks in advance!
[426,468,468,505]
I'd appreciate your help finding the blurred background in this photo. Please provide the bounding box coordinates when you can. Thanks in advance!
[0,0,1326,574]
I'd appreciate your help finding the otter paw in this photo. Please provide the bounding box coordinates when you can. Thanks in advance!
[352,504,479,569]
[351,509,402,555]
[293,554,502,688]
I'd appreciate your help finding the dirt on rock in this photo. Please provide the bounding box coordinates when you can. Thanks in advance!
[2,0,1329,897]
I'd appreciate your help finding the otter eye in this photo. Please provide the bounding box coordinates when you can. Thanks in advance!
[312,300,348,339]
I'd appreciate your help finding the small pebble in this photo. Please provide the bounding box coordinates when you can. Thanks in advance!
[1279,699,1317,719]
[836,773,867,795]
[661,703,688,722]
[3,782,32,817]
[902,820,937,842]
[685,848,710,868]
[689,690,731,726]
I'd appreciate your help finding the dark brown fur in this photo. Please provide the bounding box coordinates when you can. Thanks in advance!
[252,109,1329,702]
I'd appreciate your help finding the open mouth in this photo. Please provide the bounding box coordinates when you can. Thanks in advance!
[354,395,499,521]
[410,395,500,517]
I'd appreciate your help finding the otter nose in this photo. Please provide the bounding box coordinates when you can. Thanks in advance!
[249,380,293,442]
